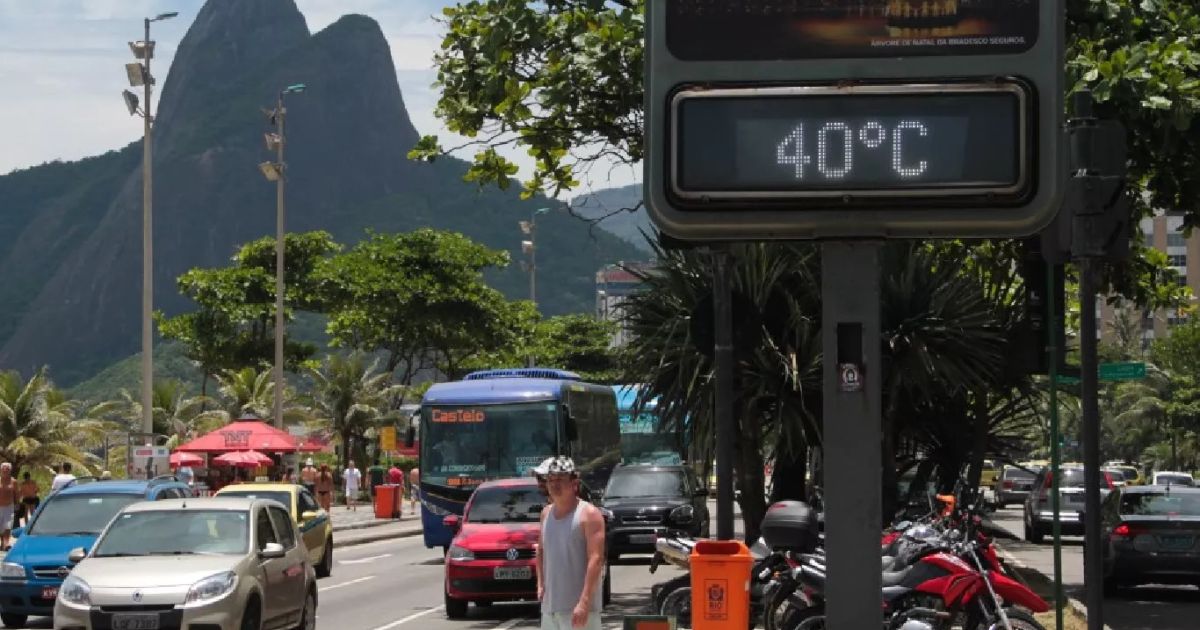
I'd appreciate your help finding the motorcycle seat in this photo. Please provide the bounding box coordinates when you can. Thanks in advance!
[881,565,914,587]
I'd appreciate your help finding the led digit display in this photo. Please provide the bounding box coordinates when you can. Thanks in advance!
[671,83,1027,202]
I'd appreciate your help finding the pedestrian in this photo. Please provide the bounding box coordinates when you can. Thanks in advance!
[534,456,606,630]
[282,469,294,483]
[18,472,38,527]
[386,463,404,516]
[408,466,420,514]
[0,463,15,550]
[343,460,362,511]
[301,458,318,494]
[316,464,334,512]
[51,462,76,492]
[177,464,195,487]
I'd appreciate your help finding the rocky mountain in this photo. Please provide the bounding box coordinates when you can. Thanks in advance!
[0,0,644,385]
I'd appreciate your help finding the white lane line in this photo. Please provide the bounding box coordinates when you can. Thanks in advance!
[491,618,529,630]
[318,576,375,592]
[339,553,393,564]
[368,606,444,630]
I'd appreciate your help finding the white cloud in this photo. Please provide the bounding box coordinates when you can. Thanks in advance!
[0,0,639,194]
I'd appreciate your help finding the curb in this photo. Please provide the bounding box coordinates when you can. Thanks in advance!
[332,527,423,549]
[985,523,1112,630]
[332,517,414,533]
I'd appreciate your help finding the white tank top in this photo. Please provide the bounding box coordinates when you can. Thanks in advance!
[541,500,602,614]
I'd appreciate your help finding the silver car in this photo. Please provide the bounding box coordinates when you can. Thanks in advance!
[995,465,1037,508]
[54,497,316,630]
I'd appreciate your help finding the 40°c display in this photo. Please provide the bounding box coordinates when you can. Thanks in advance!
[670,84,1029,202]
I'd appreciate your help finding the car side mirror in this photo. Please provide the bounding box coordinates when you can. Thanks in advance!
[68,547,87,564]
[260,542,286,559]
[443,515,461,532]
[301,511,318,522]
[11,527,22,539]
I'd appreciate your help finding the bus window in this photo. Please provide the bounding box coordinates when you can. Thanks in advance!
[421,402,560,485]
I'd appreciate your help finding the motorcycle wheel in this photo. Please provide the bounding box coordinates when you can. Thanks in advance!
[660,585,692,629]
[762,580,810,630]
[964,607,1047,630]
[779,604,825,630]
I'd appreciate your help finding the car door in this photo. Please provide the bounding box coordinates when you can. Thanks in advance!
[297,488,327,565]
[268,505,307,624]
[254,506,290,627]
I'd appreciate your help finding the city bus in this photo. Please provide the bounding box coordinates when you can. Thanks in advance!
[418,368,622,550]
[613,384,685,465]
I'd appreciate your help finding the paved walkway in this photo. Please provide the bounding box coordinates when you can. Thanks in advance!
[327,503,420,532]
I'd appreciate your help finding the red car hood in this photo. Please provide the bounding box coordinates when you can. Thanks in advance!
[457,522,540,549]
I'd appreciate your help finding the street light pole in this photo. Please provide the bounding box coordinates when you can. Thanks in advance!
[125,12,176,436]
[260,84,305,429]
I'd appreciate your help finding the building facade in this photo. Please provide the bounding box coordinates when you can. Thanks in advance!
[1099,215,1198,348]
[596,263,651,347]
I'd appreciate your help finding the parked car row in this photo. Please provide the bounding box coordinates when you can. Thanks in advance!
[0,477,330,630]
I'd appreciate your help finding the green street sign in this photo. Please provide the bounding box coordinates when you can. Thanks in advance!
[1053,362,1144,385]
[1099,362,1146,381]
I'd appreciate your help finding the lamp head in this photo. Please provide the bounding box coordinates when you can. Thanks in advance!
[124,62,147,87]
[283,83,307,95]
[122,90,140,116]
[258,161,281,182]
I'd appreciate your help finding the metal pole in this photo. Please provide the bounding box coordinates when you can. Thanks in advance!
[713,248,735,541]
[140,16,155,436]
[273,93,286,428]
[822,241,883,630]
[1047,262,1064,630]
[1079,257,1104,630]
[530,212,537,309]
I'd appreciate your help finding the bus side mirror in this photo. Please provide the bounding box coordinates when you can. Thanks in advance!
[405,427,415,448]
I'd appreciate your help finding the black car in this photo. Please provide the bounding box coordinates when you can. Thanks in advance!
[601,464,710,560]
[1101,484,1200,594]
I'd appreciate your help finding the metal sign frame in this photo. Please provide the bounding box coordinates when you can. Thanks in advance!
[644,0,1065,241]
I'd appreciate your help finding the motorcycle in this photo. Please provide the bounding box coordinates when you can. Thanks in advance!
[648,533,783,629]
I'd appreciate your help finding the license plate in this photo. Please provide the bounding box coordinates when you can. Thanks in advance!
[41,586,58,600]
[630,534,658,545]
[1158,535,1194,551]
[493,567,532,580]
[1062,494,1083,504]
[112,614,159,630]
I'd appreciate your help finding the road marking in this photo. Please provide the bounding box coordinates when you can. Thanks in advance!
[368,606,444,630]
[339,553,392,564]
[491,618,529,630]
[319,575,375,591]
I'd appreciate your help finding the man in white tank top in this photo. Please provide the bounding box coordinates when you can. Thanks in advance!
[535,457,606,630]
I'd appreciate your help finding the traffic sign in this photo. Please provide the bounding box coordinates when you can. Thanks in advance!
[644,0,1065,241]
[1099,362,1146,381]
[379,426,396,451]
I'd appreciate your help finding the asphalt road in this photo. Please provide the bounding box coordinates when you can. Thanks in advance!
[5,533,682,630]
[990,506,1200,630]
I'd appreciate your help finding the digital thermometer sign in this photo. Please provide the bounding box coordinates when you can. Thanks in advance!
[670,83,1029,204]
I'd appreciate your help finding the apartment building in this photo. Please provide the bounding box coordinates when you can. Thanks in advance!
[1099,215,1199,347]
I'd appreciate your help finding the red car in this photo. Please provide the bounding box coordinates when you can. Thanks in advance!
[442,477,610,619]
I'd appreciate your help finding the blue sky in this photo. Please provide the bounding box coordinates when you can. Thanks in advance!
[0,0,639,196]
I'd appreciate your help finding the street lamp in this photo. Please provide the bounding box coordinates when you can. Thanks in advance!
[123,10,177,436]
[259,83,306,428]
[519,207,551,309]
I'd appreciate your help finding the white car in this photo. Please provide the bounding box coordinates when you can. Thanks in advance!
[1151,471,1196,487]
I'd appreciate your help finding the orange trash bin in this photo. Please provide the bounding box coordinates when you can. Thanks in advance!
[374,484,397,519]
[690,540,753,630]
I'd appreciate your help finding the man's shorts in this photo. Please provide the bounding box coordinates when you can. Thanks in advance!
[540,612,601,630]
[0,505,14,531]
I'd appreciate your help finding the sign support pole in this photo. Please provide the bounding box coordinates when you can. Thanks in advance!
[713,248,735,541]
[821,241,883,629]
[1079,258,1104,630]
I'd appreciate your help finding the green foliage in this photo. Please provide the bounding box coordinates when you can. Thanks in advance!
[411,0,644,198]
[464,311,619,382]
[316,229,521,381]
[0,368,110,475]
[304,352,405,469]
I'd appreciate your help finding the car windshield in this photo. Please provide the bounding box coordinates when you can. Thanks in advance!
[217,490,292,511]
[93,510,250,556]
[421,402,560,486]
[1054,469,1108,489]
[1004,467,1035,480]
[466,486,545,524]
[1120,492,1200,516]
[27,494,142,536]
[1155,474,1194,486]
[605,470,687,499]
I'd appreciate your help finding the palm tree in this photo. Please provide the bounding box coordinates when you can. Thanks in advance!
[150,380,224,448]
[0,368,107,476]
[305,352,405,470]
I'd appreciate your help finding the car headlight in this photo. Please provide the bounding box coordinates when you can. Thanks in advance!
[670,505,695,524]
[447,545,475,562]
[59,575,91,607]
[184,571,238,607]
[0,563,25,579]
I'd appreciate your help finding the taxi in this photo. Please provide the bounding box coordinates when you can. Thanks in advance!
[215,482,333,577]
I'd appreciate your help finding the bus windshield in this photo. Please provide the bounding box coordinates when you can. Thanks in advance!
[619,410,682,465]
[421,402,559,487]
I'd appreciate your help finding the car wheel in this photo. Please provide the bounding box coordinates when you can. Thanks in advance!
[294,588,317,630]
[660,585,692,629]
[240,598,262,630]
[444,586,468,619]
[607,550,620,563]
[316,538,333,578]
[1,613,27,628]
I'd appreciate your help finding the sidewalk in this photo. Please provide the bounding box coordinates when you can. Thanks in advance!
[326,502,425,548]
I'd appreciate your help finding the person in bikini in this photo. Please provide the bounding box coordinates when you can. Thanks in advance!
[315,464,334,511]
[0,464,16,550]
[17,472,39,527]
